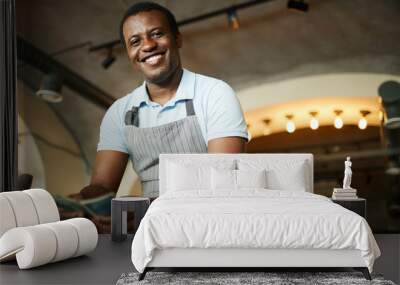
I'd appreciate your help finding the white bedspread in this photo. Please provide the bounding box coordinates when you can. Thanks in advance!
[131,190,380,273]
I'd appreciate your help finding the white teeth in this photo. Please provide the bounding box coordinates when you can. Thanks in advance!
[144,54,162,65]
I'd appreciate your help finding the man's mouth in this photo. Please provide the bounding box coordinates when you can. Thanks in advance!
[140,52,165,66]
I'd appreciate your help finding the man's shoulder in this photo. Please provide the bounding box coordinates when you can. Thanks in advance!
[108,85,142,111]
[194,71,226,88]
[190,70,234,98]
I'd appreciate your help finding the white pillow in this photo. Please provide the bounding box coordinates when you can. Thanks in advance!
[238,159,308,191]
[211,168,236,190]
[166,160,235,192]
[211,169,267,190]
[237,169,267,188]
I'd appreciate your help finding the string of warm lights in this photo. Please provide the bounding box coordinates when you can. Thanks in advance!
[285,114,296,133]
[256,109,374,135]
[309,111,319,130]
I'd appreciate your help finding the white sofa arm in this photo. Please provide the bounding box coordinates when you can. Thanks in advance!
[0,218,98,269]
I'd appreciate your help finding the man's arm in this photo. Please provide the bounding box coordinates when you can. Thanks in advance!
[204,80,249,151]
[208,136,247,153]
[80,150,129,199]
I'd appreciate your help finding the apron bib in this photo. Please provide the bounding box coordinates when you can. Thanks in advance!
[124,100,207,197]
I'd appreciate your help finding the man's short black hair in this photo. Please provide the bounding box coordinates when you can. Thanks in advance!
[119,1,179,47]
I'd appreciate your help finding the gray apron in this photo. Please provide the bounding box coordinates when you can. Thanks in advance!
[124,99,207,197]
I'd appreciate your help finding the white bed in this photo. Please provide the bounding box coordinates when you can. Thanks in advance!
[131,154,380,280]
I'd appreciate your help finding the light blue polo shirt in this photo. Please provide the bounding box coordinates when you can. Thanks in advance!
[97,69,248,156]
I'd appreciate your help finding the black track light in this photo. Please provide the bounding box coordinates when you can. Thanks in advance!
[379,81,400,176]
[379,81,400,129]
[227,10,239,30]
[287,0,309,12]
[102,48,116,69]
[36,73,63,103]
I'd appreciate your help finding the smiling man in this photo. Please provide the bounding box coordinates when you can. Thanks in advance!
[80,2,248,200]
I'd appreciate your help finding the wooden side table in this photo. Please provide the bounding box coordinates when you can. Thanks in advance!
[111,197,150,242]
[331,198,366,218]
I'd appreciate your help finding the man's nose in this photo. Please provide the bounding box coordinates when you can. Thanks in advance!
[141,37,157,51]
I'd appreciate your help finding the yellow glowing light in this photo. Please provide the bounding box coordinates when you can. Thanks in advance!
[228,10,239,30]
[263,128,271,136]
[262,118,271,136]
[358,117,367,129]
[286,121,296,133]
[379,110,384,121]
[334,116,343,129]
[247,131,252,141]
[230,18,239,30]
[310,117,319,130]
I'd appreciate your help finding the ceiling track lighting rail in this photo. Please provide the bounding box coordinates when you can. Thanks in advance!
[102,47,116,69]
[88,0,280,53]
[287,0,309,12]
[17,37,115,108]
[89,0,310,67]
[50,41,92,57]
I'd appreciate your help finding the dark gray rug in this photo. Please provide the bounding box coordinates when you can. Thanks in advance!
[116,272,396,285]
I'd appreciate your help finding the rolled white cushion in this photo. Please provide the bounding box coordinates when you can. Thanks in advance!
[42,221,79,262]
[0,226,57,269]
[23,189,60,223]
[65,218,98,257]
[0,218,98,269]
[0,196,17,237]
[0,191,39,227]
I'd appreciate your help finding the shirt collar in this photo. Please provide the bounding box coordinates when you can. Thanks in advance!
[130,69,195,108]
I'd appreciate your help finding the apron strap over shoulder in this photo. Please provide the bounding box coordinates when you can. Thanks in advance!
[124,106,140,126]
[185,100,196,116]
[124,98,207,197]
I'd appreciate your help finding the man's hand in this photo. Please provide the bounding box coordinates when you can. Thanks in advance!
[80,185,113,199]
[79,150,129,199]
[207,136,247,153]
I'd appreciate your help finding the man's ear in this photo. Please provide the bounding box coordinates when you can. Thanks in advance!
[176,33,182,48]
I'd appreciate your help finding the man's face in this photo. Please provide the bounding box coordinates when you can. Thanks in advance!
[122,10,182,84]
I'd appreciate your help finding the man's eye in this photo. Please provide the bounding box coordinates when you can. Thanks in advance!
[152,31,163,38]
[129,39,139,46]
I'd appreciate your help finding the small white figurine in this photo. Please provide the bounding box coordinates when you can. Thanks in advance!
[343,156,353,189]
